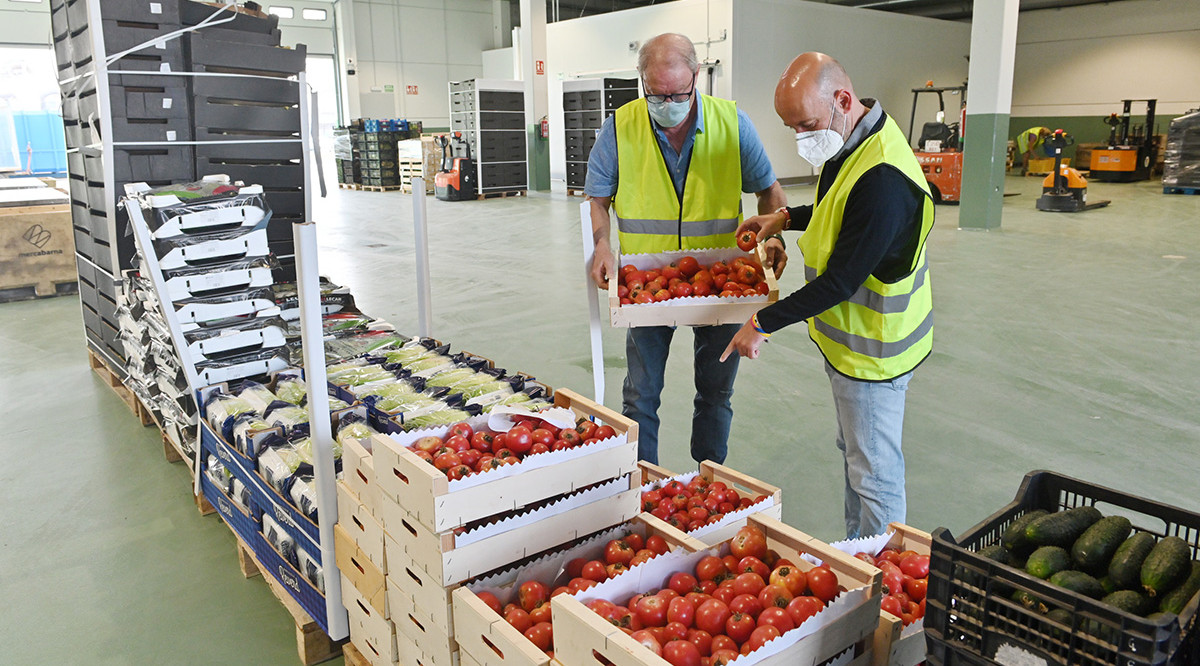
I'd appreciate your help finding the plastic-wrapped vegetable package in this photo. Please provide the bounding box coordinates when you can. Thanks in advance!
[258,442,305,494]
[206,393,256,441]
[262,513,299,569]
[335,412,376,445]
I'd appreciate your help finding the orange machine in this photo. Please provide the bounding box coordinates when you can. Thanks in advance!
[1089,99,1157,182]
[906,82,967,204]
[1037,130,1110,212]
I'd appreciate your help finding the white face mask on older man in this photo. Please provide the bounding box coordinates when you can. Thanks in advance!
[795,99,849,168]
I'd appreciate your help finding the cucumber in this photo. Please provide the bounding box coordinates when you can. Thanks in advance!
[1071,515,1132,575]
[1109,531,1157,590]
[1099,575,1117,595]
[1045,608,1073,639]
[1003,509,1049,554]
[1159,561,1200,614]
[978,543,1012,566]
[1012,589,1048,614]
[1142,536,1191,597]
[1026,546,1072,579]
[1102,589,1156,616]
[1025,506,1103,549]
[1050,570,1105,599]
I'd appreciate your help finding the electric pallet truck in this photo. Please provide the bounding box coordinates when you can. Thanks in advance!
[434,133,477,201]
[1036,130,1110,213]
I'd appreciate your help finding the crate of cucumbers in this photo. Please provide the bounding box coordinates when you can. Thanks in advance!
[925,470,1200,666]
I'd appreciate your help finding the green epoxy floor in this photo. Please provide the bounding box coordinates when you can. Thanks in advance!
[2,174,1198,663]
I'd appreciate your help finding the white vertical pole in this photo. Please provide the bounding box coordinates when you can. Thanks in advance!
[296,72,348,641]
[412,176,433,338]
[579,200,605,405]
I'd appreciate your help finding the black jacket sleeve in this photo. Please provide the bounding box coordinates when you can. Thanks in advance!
[755,165,923,333]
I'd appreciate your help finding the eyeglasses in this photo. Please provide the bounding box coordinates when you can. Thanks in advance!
[644,75,697,104]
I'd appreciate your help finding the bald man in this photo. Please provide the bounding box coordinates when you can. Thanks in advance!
[722,53,935,538]
[586,33,786,466]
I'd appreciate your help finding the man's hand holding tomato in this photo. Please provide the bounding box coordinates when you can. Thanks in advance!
[736,209,790,279]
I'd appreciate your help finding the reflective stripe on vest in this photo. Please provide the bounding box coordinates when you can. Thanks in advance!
[613,95,743,255]
[798,113,935,381]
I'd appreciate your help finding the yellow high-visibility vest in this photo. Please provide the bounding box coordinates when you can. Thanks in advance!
[799,114,935,381]
[613,95,743,254]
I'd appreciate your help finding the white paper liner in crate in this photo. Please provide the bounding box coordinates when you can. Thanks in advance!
[387,407,629,494]
[640,469,779,541]
[617,246,772,308]
[452,475,631,547]
[573,541,872,664]
[820,530,925,639]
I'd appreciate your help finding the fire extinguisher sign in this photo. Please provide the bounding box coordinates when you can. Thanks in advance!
[406,85,418,95]
[535,60,545,76]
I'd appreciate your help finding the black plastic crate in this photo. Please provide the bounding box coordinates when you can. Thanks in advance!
[565,110,603,130]
[477,111,524,131]
[926,470,1200,666]
[362,158,397,170]
[361,167,399,180]
[86,82,191,121]
[193,102,299,135]
[106,50,190,87]
[361,176,399,188]
[182,2,279,33]
[479,90,524,112]
[106,145,196,183]
[99,0,183,24]
[563,90,601,112]
[190,76,298,106]
[195,159,303,190]
[605,89,639,110]
[184,32,306,78]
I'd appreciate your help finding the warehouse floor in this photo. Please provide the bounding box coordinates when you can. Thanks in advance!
[2,174,1198,663]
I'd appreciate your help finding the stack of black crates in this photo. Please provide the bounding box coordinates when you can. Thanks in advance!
[562,78,639,193]
[449,79,529,195]
[1162,108,1200,194]
[334,121,423,189]
[51,0,305,373]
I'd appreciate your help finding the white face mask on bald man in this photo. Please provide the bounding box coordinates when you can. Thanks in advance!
[795,99,849,168]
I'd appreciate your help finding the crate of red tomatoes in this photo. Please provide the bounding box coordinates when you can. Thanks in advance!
[551,515,883,665]
[609,245,779,328]
[639,460,783,547]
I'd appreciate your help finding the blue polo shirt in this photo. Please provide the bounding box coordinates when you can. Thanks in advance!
[583,100,777,199]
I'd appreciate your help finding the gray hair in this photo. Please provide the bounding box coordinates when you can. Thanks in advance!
[637,33,699,76]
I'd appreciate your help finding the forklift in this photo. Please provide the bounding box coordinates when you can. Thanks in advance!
[1037,129,1110,212]
[1089,99,1157,182]
[434,132,477,201]
[907,82,967,204]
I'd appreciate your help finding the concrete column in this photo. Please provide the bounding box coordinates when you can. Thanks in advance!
[519,0,550,190]
[959,0,1019,230]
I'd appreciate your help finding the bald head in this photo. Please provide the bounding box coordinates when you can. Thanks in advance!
[774,52,865,137]
[638,33,699,77]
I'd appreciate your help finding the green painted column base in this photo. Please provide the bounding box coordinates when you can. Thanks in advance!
[960,112,1011,230]
[527,127,551,191]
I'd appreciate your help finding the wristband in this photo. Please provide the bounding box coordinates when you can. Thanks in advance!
[767,233,785,246]
[752,313,771,338]
[775,206,791,231]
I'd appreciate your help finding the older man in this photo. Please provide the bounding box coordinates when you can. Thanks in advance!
[723,53,934,538]
[586,33,786,465]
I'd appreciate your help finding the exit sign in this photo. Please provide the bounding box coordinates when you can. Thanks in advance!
[406,85,419,95]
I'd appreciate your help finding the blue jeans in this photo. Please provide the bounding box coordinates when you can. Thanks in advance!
[623,324,740,465]
[825,361,912,539]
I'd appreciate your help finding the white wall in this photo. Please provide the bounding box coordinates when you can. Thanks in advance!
[1012,0,1200,119]
[0,1,49,46]
[732,0,971,182]
[350,0,497,128]
[545,0,735,183]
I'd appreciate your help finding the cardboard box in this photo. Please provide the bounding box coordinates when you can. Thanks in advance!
[610,245,779,328]
[0,203,75,298]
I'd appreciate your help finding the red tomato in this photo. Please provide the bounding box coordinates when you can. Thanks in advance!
[710,261,729,276]
[568,577,597,594]
[593,424,617,440]
[629,629,662,656]
[529,442,550,455]
[653,288,672,302]
[669,572,699,596]
[734,265,758,285]
[757,607,794,633]
[785,595,825,627]
[695,555,729,583]
[504,607,532,633]
[661,639,701,666]
[899,554,931,579]
[806,567,840,602]
[881,595,903,618]
[728,593,763,618]
[758,584,793,610]
[606,562,630,579]
[747,624,782,652]
[623,532,644,552]
[661,265,682,280]
[469,431,494,452]
[432,451,461,472]
[505,426,533,455]
[604,540,635,566]
[443,434,471,453]
[581,560,609,583]
[646,535,670,555]
[670,282,693,298]
[876,549,903,565]
[729,525,769,561]
[662,621,688,642]
[517,581,549,612]
[737,230,758,252]
[530,428,555,446]
[446,464,472,480]
[677,256,700,277]
[691,281,712,297]
[905,576,928,602]
[559,429,582,446]
[725,611,755,644]
[769,565,807,597]
[529,602,551,624]
[685,628,712,657]
[882,569,906,598]
[635,595,669,628]
[667,597,695,628]
[694,599,731,636]
[737,556,770,580]
[710,648,739,665]
[731,572,766,598]
[476,591,501,614]
[630,549,656,567]
[712,582,738,606]
[691,269,714,285]
[448,422,473,441]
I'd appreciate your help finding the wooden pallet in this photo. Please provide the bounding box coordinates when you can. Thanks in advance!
[88,349,141,419]
[0,278,78,302]
[359,184,404,192]
[341,643,370,666]
[566,189,587,198]
[477,189,527,200]
[1164,185,1200,195]
[234,538,344,665]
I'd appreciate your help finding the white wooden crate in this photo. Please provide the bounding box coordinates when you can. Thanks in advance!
[343,437,381,514]
[337,480,386,570]
[342,573,398,666]
[638,459,784,546]
[335,523,387,618]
